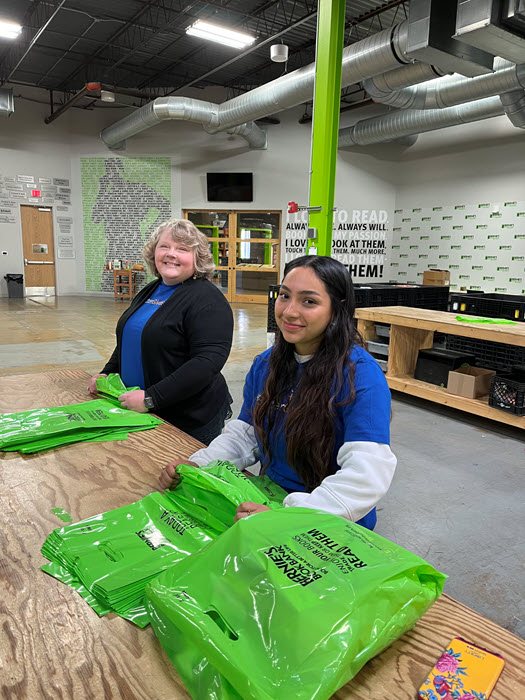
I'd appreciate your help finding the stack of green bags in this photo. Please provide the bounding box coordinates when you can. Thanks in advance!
[42,491,218,626]
[0,375,162,454]
[41,461,288,627]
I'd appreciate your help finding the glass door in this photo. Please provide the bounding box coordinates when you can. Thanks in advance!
[184,210,281,304]
[234,211,280,303]
[185,210,233,299]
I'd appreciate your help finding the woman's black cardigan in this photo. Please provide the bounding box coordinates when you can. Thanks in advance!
[102,276,234,433]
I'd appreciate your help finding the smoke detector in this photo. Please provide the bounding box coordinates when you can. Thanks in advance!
[270,44,289,62]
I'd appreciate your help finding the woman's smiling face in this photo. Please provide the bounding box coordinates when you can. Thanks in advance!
[275,266,333,355]
[154,230,196,285]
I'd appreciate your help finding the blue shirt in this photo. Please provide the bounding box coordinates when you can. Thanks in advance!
[238,345,391,530]
[121,281,180,389]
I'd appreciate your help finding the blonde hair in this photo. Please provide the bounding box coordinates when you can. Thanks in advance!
[143,219,215,281]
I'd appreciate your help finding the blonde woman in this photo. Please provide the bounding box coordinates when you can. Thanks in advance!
[89,220,234,444]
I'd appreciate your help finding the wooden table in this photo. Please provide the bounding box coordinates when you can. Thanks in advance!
[1,370,524,699]
[356,306,525,430]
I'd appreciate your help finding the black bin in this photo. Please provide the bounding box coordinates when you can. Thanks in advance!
[4,273,24,298]
[414,348,476,387]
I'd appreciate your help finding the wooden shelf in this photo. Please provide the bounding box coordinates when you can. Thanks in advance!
[113,269,136,299]
[356,306,525,430]
[388,375,525,429]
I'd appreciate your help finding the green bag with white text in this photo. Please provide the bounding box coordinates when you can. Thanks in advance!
[146,508,446,700]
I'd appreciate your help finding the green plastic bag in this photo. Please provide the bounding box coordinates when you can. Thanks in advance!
[456,315,517,325]
[95,373,140,405]
[165,460,282,535]
[1,426,151,454]
[42,491,218,625]
[41,462,283,626]
[0,399,162,451]
[248,474,288,504]
[146,508,446,700]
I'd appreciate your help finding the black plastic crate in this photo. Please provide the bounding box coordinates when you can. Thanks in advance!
[450,292,525,322]
[445,335,525,371]
[267,284,280,332]
[489,372,525,416]
[410,286,449,311]
[414,348,476,387]
[368,285,413,307]
[354,287,371,308]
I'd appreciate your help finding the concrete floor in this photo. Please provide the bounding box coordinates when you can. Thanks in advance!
[1,294,524,638]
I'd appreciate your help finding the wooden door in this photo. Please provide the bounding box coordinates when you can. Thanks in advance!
[21,205,56,295]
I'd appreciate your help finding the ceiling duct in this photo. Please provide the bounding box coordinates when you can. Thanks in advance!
[101,22,413,149]
[0,88,14,117]
[338,95,504,147]
[407,0,494,76]
[455,0,525,64]
[364,57,525,110]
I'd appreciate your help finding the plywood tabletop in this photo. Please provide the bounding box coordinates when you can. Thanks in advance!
[1,371,524,699]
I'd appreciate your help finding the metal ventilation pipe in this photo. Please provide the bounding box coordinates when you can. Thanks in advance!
[367,62,448,93]
[209,22,411,132]
[338,96,504,147]
[500,89,525,128]
[100,96,267,150]
[364,58,525,110]
[101,21,412,149]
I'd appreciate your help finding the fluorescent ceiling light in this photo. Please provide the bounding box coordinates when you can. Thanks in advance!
[186,20,255,49]
[0,21,22,39]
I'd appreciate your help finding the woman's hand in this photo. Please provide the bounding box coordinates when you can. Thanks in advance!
[88,373,107,395]
[234,502,271,523]
[118,390,147,412]
[159,459,199,491]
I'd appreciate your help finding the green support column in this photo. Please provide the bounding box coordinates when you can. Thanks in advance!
[307,0,345,257]
[198,225,220,265]
[240,228,273,263]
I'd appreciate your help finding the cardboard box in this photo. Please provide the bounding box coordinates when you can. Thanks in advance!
[423,269,450,286]
[447,366,496,398]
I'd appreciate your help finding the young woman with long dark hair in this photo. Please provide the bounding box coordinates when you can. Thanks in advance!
[159,255,396,530]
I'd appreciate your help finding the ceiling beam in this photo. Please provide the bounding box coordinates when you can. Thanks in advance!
[0,0,68,87]
[53,0,181,91]
[164,9,318,96]
[135,0,316,91]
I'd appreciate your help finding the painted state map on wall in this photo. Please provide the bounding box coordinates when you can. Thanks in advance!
[81,157,171,292]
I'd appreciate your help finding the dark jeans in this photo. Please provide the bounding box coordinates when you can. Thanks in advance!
[187,393,233,446]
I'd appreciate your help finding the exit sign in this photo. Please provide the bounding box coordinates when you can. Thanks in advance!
[31,189,41,197]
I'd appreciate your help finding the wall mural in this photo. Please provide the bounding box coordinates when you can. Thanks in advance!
[81,156,171,292]
[390,202,525,294]
[284,208,390,282]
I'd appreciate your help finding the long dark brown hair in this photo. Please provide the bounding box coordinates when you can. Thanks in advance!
[253,255,363,490]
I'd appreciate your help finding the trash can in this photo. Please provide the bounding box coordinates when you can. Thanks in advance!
[4,273,24,298]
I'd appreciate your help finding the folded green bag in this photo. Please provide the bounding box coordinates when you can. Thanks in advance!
[0,398,162,450]
[165,460,283,535]
[146,508,446,700]
[95,373,140,406]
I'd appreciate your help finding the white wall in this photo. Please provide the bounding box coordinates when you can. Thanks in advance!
[386,114,525,293]
[0,87,396,296]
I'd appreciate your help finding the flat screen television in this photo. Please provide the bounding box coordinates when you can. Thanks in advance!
[207,172,253,202]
